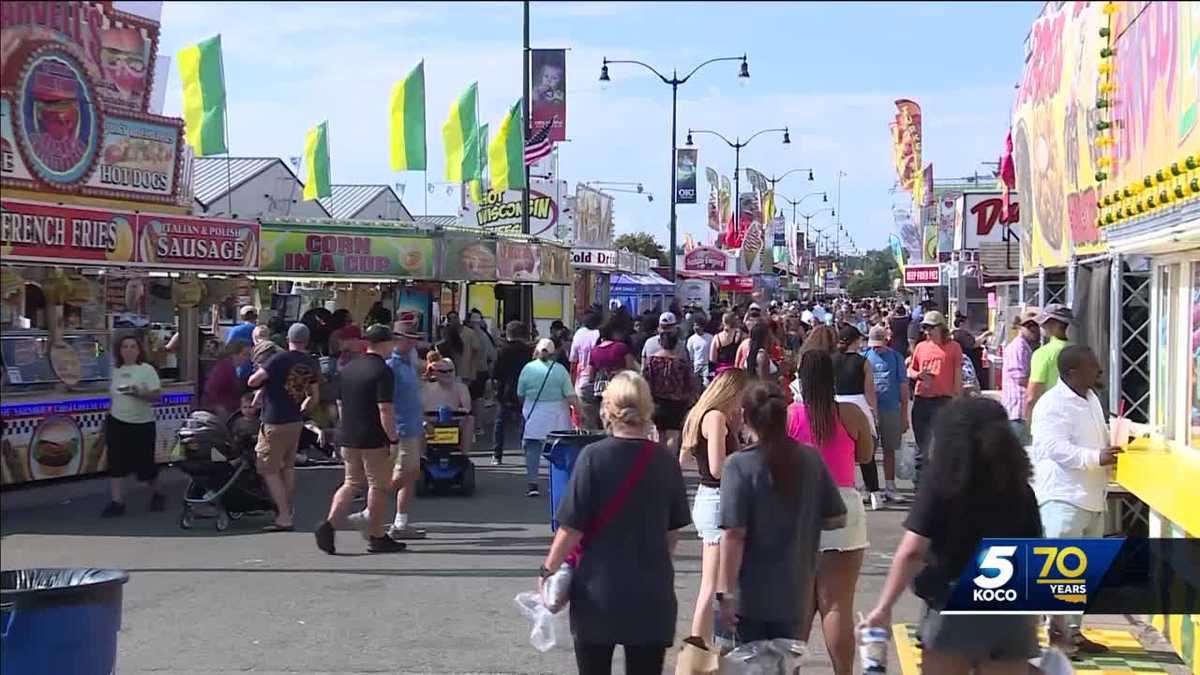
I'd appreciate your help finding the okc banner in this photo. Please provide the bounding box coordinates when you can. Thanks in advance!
[675,148,697,203]
[530,49,566,142]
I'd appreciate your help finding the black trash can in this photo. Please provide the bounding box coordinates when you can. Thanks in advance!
[543,430,605,531]
[1,568,129,675]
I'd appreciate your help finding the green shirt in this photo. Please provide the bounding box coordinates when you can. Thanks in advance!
[1028,336,1068,387]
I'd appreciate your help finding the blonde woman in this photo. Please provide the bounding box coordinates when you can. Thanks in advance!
[539,371,691,675]
[679,368,748,647]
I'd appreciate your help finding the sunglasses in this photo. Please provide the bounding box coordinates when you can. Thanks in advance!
[434,368,455,374]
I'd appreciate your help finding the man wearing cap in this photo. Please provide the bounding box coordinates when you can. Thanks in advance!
[640,311,688,362]
[866,325,909,503]
[247,323,321,532]
[906,310,963,489]
[314,324,406,554]
[1023,304,1073,422]
[1003,309,1041,444]
[227,305,257,346]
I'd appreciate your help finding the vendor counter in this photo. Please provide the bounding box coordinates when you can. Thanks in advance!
[1,382,195,486]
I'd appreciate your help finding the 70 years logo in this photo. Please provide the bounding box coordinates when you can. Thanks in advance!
[945,539,1123,615]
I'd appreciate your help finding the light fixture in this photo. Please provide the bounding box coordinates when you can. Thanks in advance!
[831,208,836,217]
[599,62,610,90]
[822,192,828,202]
[782,128,791,144]
[808,169,814,181]
[738,57,750,81]
[636,183,644,193]
[685,131,694,146]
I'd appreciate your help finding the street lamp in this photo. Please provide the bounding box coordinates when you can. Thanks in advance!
[804,212,837,299]
[686,126,789,232]
[600,54,749,280]
[765,167,815,191]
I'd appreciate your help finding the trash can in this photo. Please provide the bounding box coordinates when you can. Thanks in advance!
[1,568,129,675]
[543,430,605,531]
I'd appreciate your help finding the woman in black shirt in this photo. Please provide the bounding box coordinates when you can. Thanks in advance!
[832,324,880,504]
[860,397,1042,673]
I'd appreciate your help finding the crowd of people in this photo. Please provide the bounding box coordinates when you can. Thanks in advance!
[96,290,1121,673]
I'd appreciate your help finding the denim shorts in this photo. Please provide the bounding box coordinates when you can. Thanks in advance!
[691,484,722,544]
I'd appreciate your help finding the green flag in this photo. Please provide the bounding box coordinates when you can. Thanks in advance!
[177,35,227,156]
[389,61,426,171]
[468,122,489,204]
[488,101,524,192]
[302,121,331,201]
[442,82,478,182]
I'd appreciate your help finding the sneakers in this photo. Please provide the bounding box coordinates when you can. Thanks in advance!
[387,525,427,540]
[314,520,336,554]
[868,492,884,511]
[100,501,126,518]
[491,455,502,466]
[149,493,166,512]
[346,510,369,541]
[883,489,908,504]
[526,483,540,497]
[367,536,407,553]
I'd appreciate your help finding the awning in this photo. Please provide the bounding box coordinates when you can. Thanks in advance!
[611,273,674,295]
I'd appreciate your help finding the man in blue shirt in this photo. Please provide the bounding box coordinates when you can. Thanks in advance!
[348,320,428,541]
[226,305,257,345]
[865,326,910,503]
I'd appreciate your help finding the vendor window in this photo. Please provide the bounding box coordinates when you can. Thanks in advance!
[1190,262,1200,450]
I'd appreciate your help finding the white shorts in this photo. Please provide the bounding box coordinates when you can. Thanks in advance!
[691,484,722,544]
[820,487,869,552]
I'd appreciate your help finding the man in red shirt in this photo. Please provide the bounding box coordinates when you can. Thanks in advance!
[906,310,963,490]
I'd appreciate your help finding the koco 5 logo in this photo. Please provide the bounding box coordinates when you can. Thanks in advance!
[972,545,1089,604]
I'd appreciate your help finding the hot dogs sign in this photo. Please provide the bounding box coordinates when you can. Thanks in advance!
[0,2,185,205]
[0,199,259,271]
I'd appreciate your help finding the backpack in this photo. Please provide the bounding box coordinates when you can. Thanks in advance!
[592,367,611,398]
[643,354,691,401]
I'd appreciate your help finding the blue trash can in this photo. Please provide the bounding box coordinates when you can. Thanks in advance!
[543,430,606,531]
[1,568,129,675]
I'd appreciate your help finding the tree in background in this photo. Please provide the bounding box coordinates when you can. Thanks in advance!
[613,232,669,266]
[846,248,899,298]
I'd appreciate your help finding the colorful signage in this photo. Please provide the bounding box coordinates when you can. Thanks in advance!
[530,48,566,143]
[137,214,258,270]
[0,198,134,264]
[496,239,540,282]
[903,263,942,287]
[539,244,571,284]
[13,48,103,188]
[442,237,497,281]
[259,229,434,278]
[953,193,1022,251]
[675,147,697,204]
[1,1,161,113]
[683,245,729,273]
[719,275,753,293]
[571,247,617,270]
[461,180,564,237]
[573,184,614,247]
[84,114,180,200]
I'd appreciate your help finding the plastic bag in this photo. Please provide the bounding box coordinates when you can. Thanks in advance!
[514,591,571,653]
[896,433,916,481]
[542,563,572,613]
[718,639,806,675]
[1039,647,1075,675]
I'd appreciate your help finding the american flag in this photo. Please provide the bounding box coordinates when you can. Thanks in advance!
[524,118,555,166]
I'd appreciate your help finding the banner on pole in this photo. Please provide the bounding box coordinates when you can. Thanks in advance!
[675,148,697,204]
[530,49,566,142]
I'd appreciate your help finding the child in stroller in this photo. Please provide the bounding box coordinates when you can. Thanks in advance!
[178,393,276,531]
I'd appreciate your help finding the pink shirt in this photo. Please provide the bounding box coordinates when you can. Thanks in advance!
[787,403,856,487]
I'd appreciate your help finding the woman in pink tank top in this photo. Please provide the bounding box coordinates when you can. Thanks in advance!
[786,350,874,675]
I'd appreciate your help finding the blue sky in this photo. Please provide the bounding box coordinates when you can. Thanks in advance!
[158,1,1040,251]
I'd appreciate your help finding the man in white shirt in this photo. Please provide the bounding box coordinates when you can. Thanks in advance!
[568,310,603,427]
[1029,344,1121,655]
[685,312,713,385]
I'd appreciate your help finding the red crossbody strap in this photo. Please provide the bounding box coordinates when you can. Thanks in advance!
[566,440,656,565]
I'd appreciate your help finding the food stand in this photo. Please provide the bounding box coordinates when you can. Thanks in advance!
[0,2,260,486]
[571,247,617,317]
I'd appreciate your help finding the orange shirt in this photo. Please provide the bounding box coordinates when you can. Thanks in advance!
[911,338,963,398]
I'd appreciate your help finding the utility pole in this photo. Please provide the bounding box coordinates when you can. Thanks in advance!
[521,0,532,325]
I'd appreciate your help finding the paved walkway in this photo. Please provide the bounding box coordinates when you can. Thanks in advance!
[0,455,1180,674]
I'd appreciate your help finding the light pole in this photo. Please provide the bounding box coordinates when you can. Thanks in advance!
[686,126,790,234]
[778,191,826,277]
[585,181,655,202]
[766,167,815,192]
[798,207,835,299]
[600,54,749,280]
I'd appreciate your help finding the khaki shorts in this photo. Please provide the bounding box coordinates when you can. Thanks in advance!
[342,446,393,490]
[255,421,303,473]
[394,436,424,474]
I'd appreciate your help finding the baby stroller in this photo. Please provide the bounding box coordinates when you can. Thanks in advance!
[176,411,275,531]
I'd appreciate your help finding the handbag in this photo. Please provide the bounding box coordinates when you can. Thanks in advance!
[543,439,657,612]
